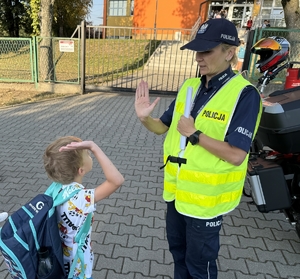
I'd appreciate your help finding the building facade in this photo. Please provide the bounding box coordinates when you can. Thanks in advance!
[102,0,285,30]
[209,0,285,28]
[103,0,204,30]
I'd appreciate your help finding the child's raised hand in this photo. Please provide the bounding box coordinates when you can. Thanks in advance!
[59,141,95,152]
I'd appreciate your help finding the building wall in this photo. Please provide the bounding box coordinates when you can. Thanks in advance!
[107,16,133,27]
[133,0,205,29]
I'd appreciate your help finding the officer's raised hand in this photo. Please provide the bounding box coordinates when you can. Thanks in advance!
[135,80,160,120]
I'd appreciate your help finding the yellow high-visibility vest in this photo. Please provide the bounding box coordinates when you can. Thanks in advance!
[163,75,262,219]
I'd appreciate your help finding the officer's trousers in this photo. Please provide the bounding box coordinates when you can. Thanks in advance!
[166,201,223,279]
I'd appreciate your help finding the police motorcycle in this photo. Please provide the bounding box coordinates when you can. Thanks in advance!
[245,36,300,238]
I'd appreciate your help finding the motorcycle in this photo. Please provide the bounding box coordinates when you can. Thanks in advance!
[245,51,300,238]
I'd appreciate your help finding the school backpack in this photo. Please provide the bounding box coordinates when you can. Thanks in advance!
[0,182,92,279]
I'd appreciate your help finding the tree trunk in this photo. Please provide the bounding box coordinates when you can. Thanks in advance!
[282,0,300,29]
[39,0,55,81]
[3,0,15,37]
[282,0,300,60]
[14,0,20,37]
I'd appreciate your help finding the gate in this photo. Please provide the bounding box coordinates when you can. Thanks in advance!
[36,37,80,84]
[1,20,202,94]
[83,23,201,94]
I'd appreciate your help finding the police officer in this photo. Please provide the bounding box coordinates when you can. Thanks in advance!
[135,18,262,279]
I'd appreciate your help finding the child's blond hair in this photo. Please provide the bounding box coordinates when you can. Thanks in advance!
[43,136,83,184]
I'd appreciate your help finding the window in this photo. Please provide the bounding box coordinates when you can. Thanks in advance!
[109,0,127,16]
[263,0,273,7]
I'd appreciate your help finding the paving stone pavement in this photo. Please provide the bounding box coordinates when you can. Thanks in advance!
[0,92,300,279]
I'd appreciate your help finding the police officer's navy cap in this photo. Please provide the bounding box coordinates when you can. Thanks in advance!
[180,18,240,52]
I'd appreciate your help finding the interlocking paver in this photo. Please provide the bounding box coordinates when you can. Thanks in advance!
[239,235,267,249]
[247,226,276,240]
[264,238,294,252]
[0,92,300,279]
[228,246,258,261]
[218,257,248,273]
[255,248,286,264]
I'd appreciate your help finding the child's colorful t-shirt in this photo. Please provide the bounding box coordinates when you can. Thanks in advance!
[56,182,96,278]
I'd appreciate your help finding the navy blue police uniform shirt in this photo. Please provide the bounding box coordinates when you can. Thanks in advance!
[160,67,261,153]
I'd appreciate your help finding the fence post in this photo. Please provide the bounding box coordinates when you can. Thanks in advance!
[80,20,86,94]
[32,36,39,88]
[243,29,255,72]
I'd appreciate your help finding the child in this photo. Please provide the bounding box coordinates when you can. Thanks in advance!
[262,19,268,28]
[43,136,124,279]
[237,40,246,73]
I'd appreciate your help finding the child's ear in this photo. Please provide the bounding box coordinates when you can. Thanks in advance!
[78,167,84,176]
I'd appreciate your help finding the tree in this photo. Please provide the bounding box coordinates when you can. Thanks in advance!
[282,0,300,29]
[53,0,93,37]
[30,0,40,35]
[37,0,92,81]
[0,0,92,37]
[39,0,54,81]
[281,0,300,60]
[0,0,31,37]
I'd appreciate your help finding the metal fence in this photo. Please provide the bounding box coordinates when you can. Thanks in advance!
[2,23,300,94]
[84,25,199,94]
[0,38,34,82]
[0,25,199,94]
[0,36,80,85]
[36,37,80,84]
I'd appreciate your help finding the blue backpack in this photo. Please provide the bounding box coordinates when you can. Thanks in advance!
[0,182,92,279]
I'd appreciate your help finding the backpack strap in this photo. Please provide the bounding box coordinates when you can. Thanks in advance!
[44,182,63,200]
[45,182,82,218]
[68,213,93,279]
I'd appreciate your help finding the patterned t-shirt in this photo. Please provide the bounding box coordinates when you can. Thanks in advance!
[56,182,96,278]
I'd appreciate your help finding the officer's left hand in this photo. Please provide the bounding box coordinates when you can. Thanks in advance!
[177,116,196,137]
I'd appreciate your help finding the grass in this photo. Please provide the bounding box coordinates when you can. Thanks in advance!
[0,38,161,83]
[85,39,161,84]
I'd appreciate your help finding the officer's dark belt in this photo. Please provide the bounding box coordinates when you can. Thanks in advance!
[160,155,187,169]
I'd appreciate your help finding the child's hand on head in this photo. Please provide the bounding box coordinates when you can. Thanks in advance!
[59,141,94,152]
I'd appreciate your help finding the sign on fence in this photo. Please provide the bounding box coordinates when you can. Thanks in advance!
[59,40,75,52]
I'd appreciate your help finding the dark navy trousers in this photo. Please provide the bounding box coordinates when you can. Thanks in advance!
[166,201,223,279]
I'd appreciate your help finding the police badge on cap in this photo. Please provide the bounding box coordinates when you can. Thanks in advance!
[181,18,239,52]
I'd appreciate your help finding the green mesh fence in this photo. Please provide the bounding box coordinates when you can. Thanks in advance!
[0,37,80,84]
[37,37,80,84]
[0,38,34,82]
[248,28,300,83]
